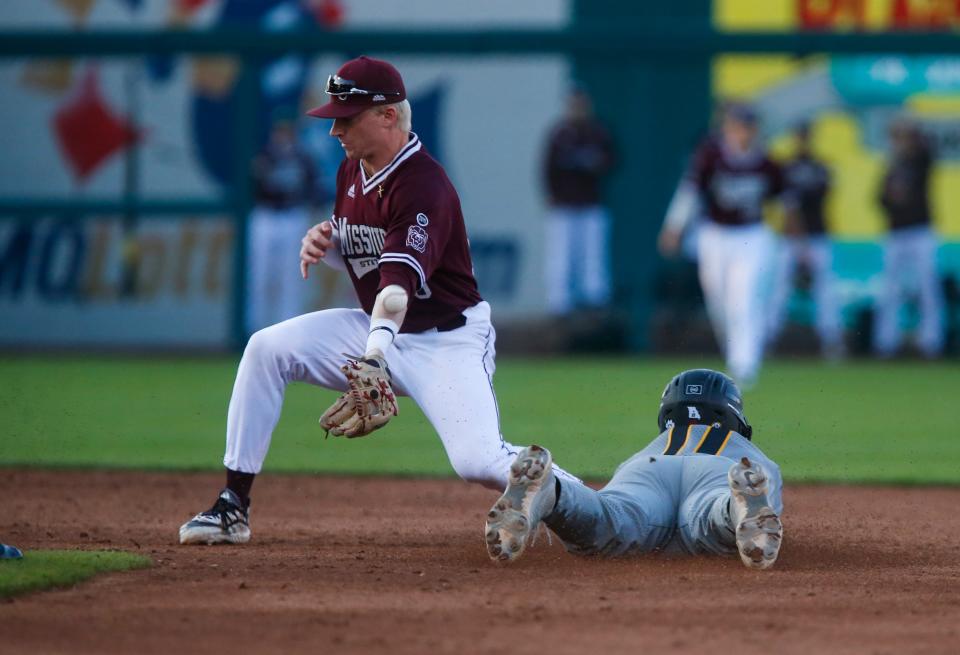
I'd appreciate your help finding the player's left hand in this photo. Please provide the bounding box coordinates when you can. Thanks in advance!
[320,355,399,438]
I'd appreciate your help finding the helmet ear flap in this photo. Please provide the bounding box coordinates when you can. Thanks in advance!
[658,406,677,431]
[741,423,753,440]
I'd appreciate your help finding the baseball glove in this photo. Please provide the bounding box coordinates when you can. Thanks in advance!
[320,355,398,438]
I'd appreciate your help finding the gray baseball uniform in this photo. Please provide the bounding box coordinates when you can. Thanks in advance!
[544,424,783,558]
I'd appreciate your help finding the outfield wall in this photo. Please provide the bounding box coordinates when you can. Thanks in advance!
[0,1,571,346]
[0,0,958,350]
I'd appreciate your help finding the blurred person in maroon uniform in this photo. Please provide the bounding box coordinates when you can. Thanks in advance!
[659,104,785,388]
[246,117,320,335]
[180,56,579,546]
[874,118,944,358]
[766,123,844,359]
[542,87,616,316]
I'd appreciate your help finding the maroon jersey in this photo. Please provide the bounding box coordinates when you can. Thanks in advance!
[543,118,615,207]
[332,133,483,333]
[784,154,830,235]
[879,144,933,231]
[688,138,784,226]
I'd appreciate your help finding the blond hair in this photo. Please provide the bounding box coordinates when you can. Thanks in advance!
[376,99,412,132]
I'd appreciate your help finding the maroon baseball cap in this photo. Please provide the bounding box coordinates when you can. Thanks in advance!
[307,56,406,119]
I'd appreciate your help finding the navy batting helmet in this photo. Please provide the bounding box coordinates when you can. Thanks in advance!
[657,369,752,440]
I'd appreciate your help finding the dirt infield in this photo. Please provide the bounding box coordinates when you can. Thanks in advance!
[1,470,959,655]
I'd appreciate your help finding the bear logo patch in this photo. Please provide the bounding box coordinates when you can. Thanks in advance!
[406,225,428,253]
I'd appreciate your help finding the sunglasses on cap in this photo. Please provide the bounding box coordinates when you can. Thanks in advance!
[325,75,401,99]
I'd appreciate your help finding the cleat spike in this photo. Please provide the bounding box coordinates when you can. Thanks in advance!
[728,460,782,570]
[483,446,557,564]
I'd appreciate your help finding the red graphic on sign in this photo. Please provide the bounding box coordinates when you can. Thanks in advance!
[798,0,960,30]
[52,69,141,183]
[308,0,345,28]
[176,0,213,15]
[798,0,866,30]
[891,0,960,28]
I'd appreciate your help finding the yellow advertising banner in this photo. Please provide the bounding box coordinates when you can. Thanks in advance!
[714,0,960,237]
[716,0,960,32]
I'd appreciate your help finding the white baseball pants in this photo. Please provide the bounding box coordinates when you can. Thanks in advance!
[544,205,611,315]
[696,222,774,385]
[874,226,944,357]
[246,206,309,336]
[767,235,843,352]
[223,301,577,490]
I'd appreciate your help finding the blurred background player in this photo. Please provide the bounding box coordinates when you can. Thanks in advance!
[658,104,784,387]
[874,118,944,358]
[485,369,783,570]
[767,123,844,359]
[542,86,616,316]
[246,116,320,335]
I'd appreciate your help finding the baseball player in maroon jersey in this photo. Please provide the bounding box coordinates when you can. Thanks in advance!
[659,105,785,388]
[180,56,577,545]
[875,118,944,358]
[767,123,844,359]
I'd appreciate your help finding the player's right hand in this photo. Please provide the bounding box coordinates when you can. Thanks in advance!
[300,221,335,279]
[657,228,682,256]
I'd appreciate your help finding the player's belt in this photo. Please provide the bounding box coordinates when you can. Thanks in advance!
[435,313,468,332]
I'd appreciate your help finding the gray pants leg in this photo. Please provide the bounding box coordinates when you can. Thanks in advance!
[676,456,738,557]
[545,454,737,558]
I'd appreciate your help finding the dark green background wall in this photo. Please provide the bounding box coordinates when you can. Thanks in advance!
[573,0,711,349]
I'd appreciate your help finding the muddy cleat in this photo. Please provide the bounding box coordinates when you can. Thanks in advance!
[728,457,782,570]
[484,445,556,564]
[179,489,251,545]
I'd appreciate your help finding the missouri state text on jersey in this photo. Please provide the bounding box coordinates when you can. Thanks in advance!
[689,138,785,225]
[332,133,482,333]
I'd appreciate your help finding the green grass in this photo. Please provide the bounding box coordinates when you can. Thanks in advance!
[0,550,151,598]
[0,355,957,483]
